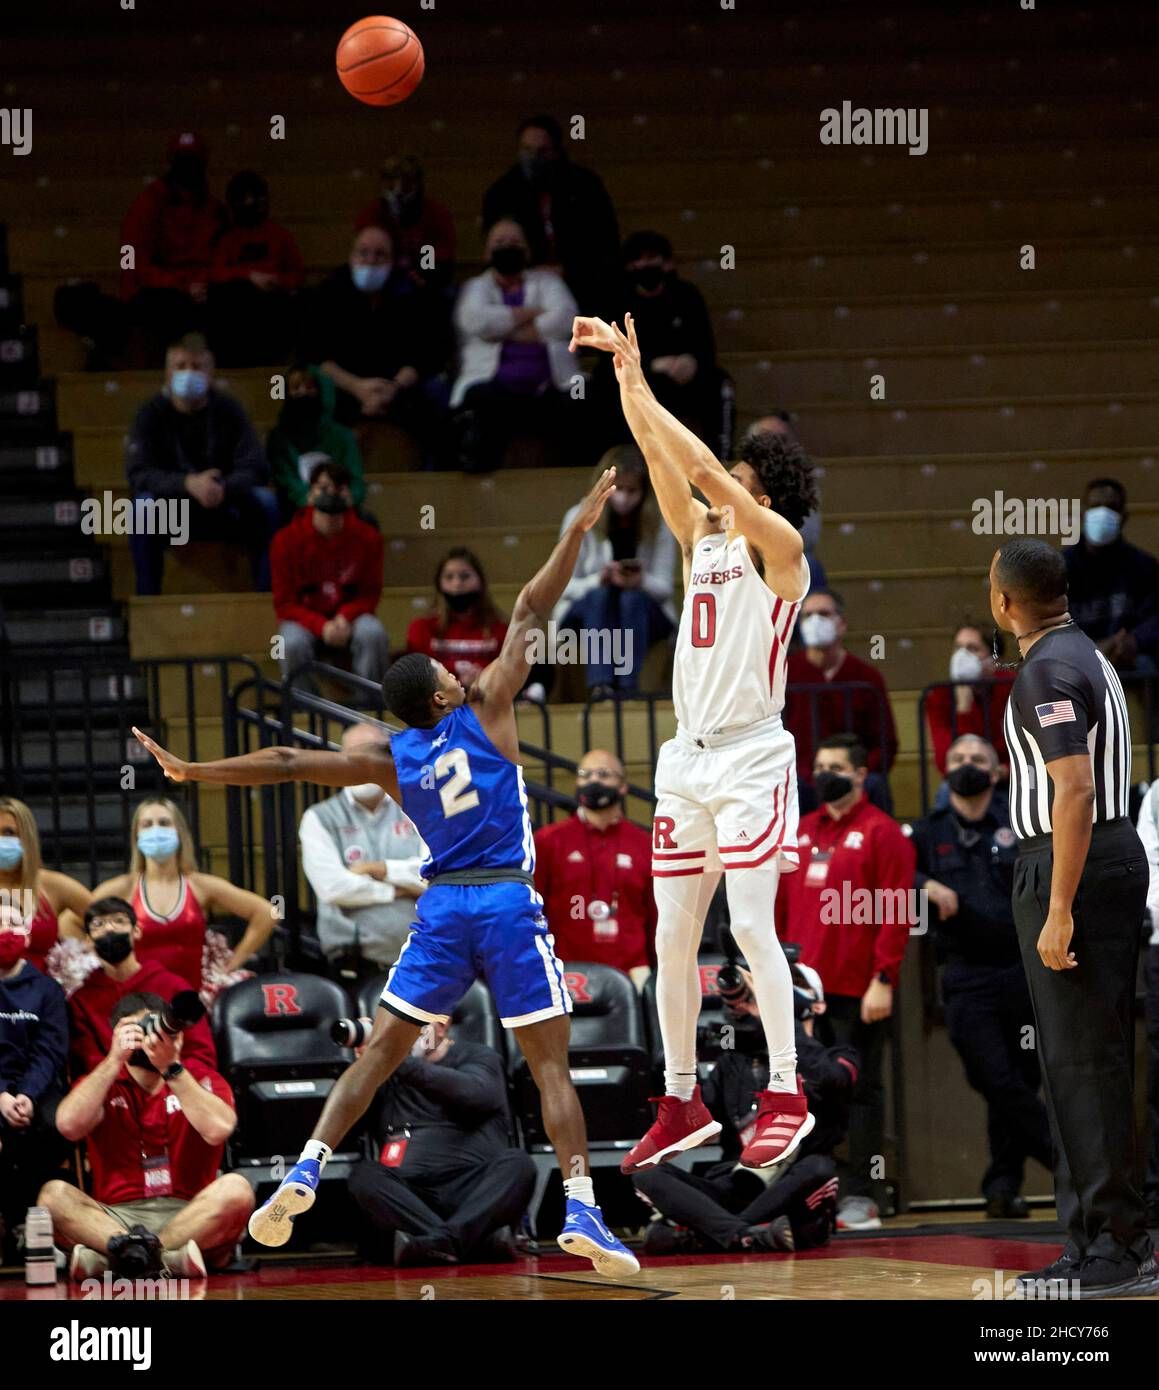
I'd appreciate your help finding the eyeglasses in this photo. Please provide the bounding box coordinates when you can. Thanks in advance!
[89,916,133,934]
[577,768,620,782]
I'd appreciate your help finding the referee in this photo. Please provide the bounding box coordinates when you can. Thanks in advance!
[990,538,1154,1299]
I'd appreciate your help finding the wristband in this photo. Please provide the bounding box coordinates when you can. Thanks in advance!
[161,1062,185,1083]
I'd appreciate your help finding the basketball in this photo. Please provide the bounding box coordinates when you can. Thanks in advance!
[335,15,424,107]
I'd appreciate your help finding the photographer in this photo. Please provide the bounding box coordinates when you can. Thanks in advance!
[348,1018,535,1267]
[40,992,252,1281]
[632,963,857,1256]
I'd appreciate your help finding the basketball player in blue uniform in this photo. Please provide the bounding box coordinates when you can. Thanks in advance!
[133,468,639,1277]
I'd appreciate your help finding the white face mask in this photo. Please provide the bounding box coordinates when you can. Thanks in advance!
[949,647,984,682]
[799,613,838,648]
[349,783,385,806]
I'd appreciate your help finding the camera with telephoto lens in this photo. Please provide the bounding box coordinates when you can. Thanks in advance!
[331,1016,375,1048]
[142,990,206,1040]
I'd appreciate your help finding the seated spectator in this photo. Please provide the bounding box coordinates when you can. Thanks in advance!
[89,798,275,1004]
[207,170,304,366]
[349,1017,534,1267]
[1065,477,1159,672]
[42,993,252,1281]
[482,114,619,313]
[1139,780,1159,1224]
[355,153,457,294]
[551,446,676,695]
[911,735,1051,1218]
[267,366,367,519]
[451,217,580,473]
[271,459,389,687]
[533,750,656,985]
[744,414,825,591]
[0,904,70,1261]
[593,231,720,450]
[300,722,427,976]
[120,131,225,365]
[784,588,898,812]
[67,898,217,1076]
[633,962,854,1255]
[405,547,508,688]
[774,733,915,1230]
[125,332,278,594]
[300,226,447,463]
[925,622,1015,779]
[0,796,89,973]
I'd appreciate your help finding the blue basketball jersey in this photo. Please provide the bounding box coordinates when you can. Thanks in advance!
[389,704,535,879]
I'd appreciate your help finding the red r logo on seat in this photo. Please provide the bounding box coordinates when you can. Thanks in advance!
[260,983,302,1017]
[563,972,592,1004]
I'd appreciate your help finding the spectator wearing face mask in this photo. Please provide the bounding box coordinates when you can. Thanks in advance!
[271,459,389,686]
[1064,477,1159,673]
[451,217,580,474]
[551,446,677,695]
[68,898,218,1076]
[784,588,899,813]
[925,622,1015,780]
[267,367,367,519]
[533,750,656,985]
[206,170,304,367]
[0,904,70,1261]
[481,114,620,314]
[300,723,427,976]
[355,153,457,294]
[744,414,826,592]
[118,131,225,364]
[301,226,448,463]
[405,548,508,688]
[774,733,915,1230]
[89,798,276,1002]
[0,797,90,974]
[910,735,1051,1219]
[125,332,278,594]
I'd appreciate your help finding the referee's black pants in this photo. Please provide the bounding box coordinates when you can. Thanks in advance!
[1012,818,1149,1259]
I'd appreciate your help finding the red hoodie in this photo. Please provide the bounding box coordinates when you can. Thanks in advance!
[271,508,384,638]
[68,957,218,1077]
[120,178,224,298]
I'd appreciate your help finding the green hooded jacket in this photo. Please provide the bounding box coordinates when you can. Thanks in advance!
[267,365,367,509]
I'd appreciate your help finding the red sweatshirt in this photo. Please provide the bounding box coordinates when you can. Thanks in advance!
[271,509,384,638]
[925,672,1015,773]
[68,957,218,1077]
[534,813,656,975]
[784,649,899,776]
[406,613,508,685]
[774,794,916,998]
[120,179,224,298]
[210,218,305,290]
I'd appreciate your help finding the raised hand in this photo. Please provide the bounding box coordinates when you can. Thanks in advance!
[568,315,619,354]
[573,467,618,533]
[132,727,190,783]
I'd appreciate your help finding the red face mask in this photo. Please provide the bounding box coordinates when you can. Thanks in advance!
[0,931,27,968]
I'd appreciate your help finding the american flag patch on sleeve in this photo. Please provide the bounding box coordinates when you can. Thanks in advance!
[1035,700,1077,727]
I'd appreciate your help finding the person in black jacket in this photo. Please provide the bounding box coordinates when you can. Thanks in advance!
[124,332,278,594]
[481,114,620,315]
[348,1019,535,1268]
[0,906,69,1259]
[632,963,856,1255]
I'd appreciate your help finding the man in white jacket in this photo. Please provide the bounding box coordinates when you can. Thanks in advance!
[451,218,579,473]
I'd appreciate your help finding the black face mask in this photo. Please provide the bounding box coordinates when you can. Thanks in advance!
[93,932,133,966]
[283,397,322,431]
[168,156,207,196]
[814,771,854,804]
[441,589,479,612]
[632,266,667,292]
[231,199,268,228]
[577,782,620,811]
[313,491,350,515]
[490,246,528,276]
[947,763,992,797]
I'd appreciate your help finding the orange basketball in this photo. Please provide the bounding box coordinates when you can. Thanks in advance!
[336,16,424,107]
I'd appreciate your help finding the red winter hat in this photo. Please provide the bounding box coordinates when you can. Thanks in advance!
[166,130,208,162]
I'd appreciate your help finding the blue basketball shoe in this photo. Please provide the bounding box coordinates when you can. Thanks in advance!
[248,1159,320,1247]
[557,1199,641,1277]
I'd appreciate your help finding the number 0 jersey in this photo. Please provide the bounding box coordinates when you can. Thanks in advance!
[673,532,807,738]
[388,704,536,879]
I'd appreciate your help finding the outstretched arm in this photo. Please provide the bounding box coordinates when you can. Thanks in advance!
[474,468,617,706]
[132,725,402,802]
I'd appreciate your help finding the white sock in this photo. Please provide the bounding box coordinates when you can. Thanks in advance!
[766,1068,799,1095]
[654,870,721,1100]
[664,1071,697,1103]
[300,1140,332,1169]
[725,867,798,1092]
[564,1176,596,1207]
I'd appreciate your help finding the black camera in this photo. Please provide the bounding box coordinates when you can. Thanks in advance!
[331,1016,375,1048]
[142,990,206,1041]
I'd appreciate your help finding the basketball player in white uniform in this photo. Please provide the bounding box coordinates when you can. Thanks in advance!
[572,313,818,1172]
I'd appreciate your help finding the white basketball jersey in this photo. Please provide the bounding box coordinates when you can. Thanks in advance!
[672,532,805,737]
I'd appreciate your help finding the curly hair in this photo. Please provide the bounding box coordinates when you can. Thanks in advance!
[737,432,818,531]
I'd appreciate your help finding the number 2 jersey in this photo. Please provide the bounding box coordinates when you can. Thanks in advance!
[388,704,536,879]
[673,531,807,738]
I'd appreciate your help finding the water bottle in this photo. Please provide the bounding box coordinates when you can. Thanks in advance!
[24,1205,55,1286]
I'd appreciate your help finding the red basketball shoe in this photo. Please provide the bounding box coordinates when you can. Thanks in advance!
[621,1087,722,1174]
[739,1079,815,1169]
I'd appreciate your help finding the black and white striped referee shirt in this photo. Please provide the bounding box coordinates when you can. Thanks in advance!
[1003,621,1133,840]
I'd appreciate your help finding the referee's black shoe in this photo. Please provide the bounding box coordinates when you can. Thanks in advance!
[1013,1241,1082,1297]
[1074,1251,1159,1301]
